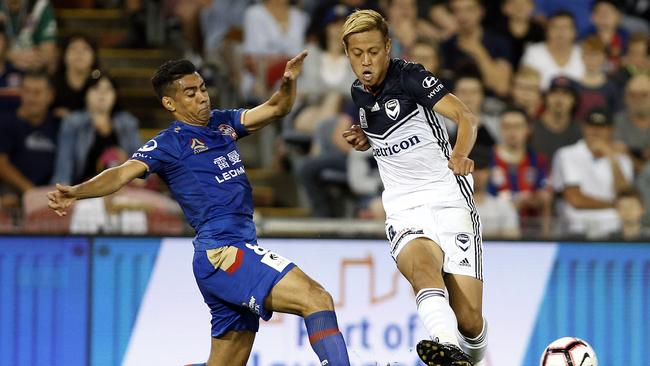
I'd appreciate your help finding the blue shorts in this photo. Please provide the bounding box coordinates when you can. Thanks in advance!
[192,241,295,338]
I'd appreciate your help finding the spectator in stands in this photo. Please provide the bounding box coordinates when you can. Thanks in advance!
[613,189,650,239]
[441,0,513,96]
[0,71,58,207]
[533,0,593,35]
[0,0,57,72]
[448,73,499,153]
[473,148,520,239]
[347,148,384,220]
[200,0,253,99]
[305,0,377,44]
[165,0,211,52]
[615,32,649,86]
[521,11,585,89]
[51,73,141,185]
[52,34,100,119]
[242,0,308,102]
[384,0,438,58]
[552,107,634,238]
[0,24,21,112]
[614,74,650,172]
[423,0,457,41]
[531,76,582,162]
[496,0,545,67]
[488,107,552,235]
[296,115,352,217]
[510,66,543,119]
[292,5,356,134]
[585,0,629,73]
[576,35,620,121]
[406,38,441,76]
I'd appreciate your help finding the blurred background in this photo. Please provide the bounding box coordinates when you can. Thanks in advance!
[0,0,648,240]
[0,1,649,365]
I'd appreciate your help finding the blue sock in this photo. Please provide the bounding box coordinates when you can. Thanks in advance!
[304,310,351,366]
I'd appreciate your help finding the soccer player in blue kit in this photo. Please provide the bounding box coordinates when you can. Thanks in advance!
[47,51,352,366]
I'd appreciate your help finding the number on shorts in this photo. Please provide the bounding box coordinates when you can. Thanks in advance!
[245,243,268,256]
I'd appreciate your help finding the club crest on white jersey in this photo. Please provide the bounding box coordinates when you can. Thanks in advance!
[385,99,400,120]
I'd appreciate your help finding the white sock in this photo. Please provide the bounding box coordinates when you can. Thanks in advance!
[457,318,488,363]
[415,288,459,346]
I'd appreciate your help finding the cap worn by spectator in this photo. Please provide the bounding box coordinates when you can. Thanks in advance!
[323,5,353,26]
[584,107,613,126]
[548,76,578,94]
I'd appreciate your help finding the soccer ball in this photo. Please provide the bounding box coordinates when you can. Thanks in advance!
[540,337,598,366]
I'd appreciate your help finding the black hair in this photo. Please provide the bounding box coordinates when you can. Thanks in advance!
[23,70,54,89]
[501,105,530,124]
[151,59,197,100]
[56,33,100,76]
[547,10,576,27]
[85,70,121,115]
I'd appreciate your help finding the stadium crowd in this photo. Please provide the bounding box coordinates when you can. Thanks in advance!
[0,0,649,240]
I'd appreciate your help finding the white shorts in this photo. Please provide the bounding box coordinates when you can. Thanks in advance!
[385,198,483,281]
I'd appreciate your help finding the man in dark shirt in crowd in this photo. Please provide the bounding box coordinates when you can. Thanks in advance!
[441,0,513,97]
[0,71,59,205]
[531,76,582,162]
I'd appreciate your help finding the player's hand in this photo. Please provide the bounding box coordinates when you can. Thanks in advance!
[282,50,309,82]
[448,154,474,176]
[342,125,371,151]
[47,184,78,217]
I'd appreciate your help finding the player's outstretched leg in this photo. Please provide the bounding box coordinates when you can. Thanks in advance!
[396,238,472,366]
[265,266,351,366]
[446,274,487,366]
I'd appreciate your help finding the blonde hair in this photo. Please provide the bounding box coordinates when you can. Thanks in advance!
[514,65,541,82]
[342,9,389,48]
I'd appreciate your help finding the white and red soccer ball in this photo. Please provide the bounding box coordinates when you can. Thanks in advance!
[540,337,598,366]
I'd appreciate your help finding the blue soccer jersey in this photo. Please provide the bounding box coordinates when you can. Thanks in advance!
[131,109,256,250]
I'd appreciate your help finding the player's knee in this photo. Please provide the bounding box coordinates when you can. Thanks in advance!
[456,307,484,338]
[303,284,334,315]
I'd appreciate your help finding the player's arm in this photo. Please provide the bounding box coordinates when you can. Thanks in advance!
[433,94,479,175]
[47,160,147,217]
[242,50,308,134]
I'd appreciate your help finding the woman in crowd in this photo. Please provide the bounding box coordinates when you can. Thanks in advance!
[52,34,100,118]
[51,72,141,185]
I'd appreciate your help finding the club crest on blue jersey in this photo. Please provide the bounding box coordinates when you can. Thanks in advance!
[190,138,208,154]
[218,124,239,140]
[385,99,400,120]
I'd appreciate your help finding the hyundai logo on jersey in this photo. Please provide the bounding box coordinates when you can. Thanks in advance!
[372,135,421,157]
[422,76,438,89]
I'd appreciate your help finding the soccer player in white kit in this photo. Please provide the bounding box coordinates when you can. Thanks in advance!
[341,10,487,366]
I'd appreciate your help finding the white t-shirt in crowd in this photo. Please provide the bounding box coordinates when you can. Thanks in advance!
[521,42,585,90]
[242,4,308,57]
[476,195,519,238]
[552,139,634,236]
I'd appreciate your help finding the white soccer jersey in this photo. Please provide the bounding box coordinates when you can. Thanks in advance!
[351,59,473,216]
